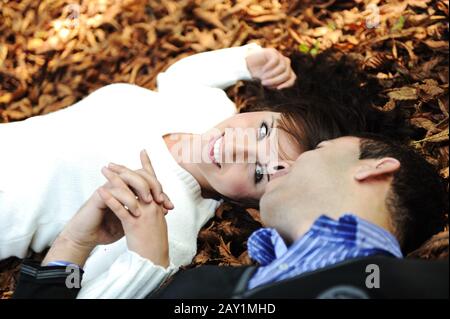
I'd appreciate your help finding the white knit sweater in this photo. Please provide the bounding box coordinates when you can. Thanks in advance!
[0,43,262,298]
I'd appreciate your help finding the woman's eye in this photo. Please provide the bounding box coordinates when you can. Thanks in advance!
[258,122,268,140]
[254,164,264,184]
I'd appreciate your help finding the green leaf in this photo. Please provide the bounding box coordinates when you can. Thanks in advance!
[392,16,405,32]
[327,21,336,31]
[298,43,310,53]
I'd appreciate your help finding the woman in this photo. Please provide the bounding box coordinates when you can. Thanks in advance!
[0,44,404,298]
[0,43,302,296]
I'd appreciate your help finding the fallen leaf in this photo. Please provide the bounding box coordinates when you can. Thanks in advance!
[387,87,418,100]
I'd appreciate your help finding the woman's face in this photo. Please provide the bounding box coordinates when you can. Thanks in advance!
[196,111,302,202]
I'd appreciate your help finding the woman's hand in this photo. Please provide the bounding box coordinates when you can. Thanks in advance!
[58,150,173,248]
[107,150,174,212]
[98,152,170,268]
[246,48,297,90]
[43,150,173,267]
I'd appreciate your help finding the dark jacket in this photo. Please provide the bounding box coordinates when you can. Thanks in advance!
[13,256,448,299]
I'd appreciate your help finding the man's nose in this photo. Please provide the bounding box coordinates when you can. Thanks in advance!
[271,168,289,179]
[267,160,291,179]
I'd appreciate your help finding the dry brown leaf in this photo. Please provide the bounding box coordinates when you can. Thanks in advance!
[417,79,445,100]
[440,166,449,179]
[387,87,418,100]
[250,13,286,23]
[424,40,449,51]
[413,129,449,144]
[410,117,438,131]
[193,8,226,30]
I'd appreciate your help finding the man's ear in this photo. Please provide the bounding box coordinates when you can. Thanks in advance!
[354,157,401,181]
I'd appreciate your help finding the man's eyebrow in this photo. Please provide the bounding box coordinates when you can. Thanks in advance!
[263,116,275,183]
[268,115,275,138]
[252,115,276,187]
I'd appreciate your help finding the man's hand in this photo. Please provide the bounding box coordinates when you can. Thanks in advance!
[42,184,125,267]
[246,48,297,90]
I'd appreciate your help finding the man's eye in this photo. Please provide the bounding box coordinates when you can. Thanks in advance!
[258,122,268,140]
[254,164,264,184]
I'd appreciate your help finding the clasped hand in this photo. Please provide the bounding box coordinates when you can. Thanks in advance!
[44,150,173,268]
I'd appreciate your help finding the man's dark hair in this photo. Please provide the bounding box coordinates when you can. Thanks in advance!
[357,133,448,255]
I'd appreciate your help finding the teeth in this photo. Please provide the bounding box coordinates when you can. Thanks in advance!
[213,136,222,164]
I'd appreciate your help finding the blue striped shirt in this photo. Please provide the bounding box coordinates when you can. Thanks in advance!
[247,214,403,289]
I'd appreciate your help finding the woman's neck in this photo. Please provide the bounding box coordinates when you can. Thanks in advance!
[163,133,216,199]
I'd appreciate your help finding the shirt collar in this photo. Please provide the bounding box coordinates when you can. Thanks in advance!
[248,214,403,265]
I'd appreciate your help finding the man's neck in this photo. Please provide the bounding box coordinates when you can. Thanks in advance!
[290,195,393,243]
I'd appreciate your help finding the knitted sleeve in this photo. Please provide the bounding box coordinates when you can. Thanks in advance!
[156,43,262,91]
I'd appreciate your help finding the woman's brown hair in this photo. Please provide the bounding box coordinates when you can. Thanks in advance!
[237,49,412,160]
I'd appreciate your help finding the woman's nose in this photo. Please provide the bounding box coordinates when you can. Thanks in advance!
[230,137,258,163]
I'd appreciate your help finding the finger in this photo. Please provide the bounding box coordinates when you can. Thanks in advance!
[140,150,164,202]
[161,193,175,211]
[101,167,140,217]
[277,71,297,90]
[261,51,280,74]
[262,55,289,80]
[102,166,133,192]
[98,187,132,222]
[261,67,291,88]
[261,62,286,82]
[135,169,165,203]
[108,164,153,203]
[140,149,156,177]
[107,185,141,217]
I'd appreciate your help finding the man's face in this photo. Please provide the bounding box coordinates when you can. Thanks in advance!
[260,137,361,233]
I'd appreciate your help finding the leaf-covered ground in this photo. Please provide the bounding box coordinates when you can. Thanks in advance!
[0,0,448,298]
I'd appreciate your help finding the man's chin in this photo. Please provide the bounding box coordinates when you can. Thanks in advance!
[264,176,284,196]
[260,190,278,218]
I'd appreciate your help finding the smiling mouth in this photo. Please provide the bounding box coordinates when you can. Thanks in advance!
[209,133,223,168]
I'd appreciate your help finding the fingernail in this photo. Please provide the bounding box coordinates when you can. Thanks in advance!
[147,193,153,202]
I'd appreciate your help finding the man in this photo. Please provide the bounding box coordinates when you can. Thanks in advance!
[13,134,449,299]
